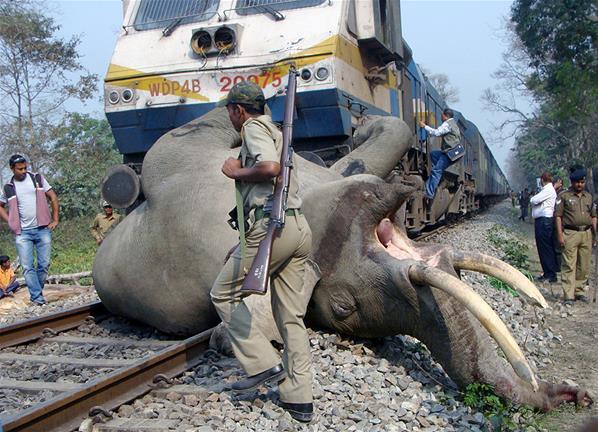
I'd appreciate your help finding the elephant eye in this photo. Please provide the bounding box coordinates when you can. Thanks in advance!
[331,298,356,319]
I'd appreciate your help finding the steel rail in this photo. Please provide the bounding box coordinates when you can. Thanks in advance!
[2,327,214,432]
[0,301,108,349]
[416,225,449,242]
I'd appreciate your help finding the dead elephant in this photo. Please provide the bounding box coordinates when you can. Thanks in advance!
[93,108,591,411]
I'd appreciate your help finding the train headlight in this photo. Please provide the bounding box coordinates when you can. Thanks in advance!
[300,68,312,82]
[108,90,120,104]
[191,30,212,55]
[122,89,134,103]
[214,27,236,53]
[315,67,329,81]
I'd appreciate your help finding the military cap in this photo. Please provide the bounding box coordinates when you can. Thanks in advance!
[101,199,112,208]
[569,166,586,181]
[220,81,265,110]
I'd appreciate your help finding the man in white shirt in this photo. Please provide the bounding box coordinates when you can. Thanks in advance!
[530,171,558,282]
[0,154,59,305]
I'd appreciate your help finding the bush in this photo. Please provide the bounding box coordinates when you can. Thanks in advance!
[463,382,538,431]
[487,226,530,270]
[486,226,532,298]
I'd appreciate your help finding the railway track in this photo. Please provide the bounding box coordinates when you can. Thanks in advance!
[0,303,214,432]
[0,210,475,431]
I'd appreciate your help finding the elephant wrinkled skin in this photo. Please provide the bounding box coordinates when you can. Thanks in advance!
[94,108,591,411]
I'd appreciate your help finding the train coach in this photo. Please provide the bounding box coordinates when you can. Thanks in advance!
[102,0,508,233]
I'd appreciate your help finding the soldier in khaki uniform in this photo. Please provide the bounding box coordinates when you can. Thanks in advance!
[90,201,122,245]
[555,166,597,304]
[210,81,314,422]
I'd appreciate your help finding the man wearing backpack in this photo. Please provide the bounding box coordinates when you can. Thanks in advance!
[0,154,59,306]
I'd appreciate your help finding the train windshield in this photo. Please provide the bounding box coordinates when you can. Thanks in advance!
[235,0,326,15]
[133,0,219,31]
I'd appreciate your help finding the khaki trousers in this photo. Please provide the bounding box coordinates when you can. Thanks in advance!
[210,213,313,404]
[561,229,592,300]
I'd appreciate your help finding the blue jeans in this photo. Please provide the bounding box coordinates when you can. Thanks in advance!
[425,150,452,199]
[14,227,52,303]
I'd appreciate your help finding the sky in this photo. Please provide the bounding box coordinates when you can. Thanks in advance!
[51,0,529,173]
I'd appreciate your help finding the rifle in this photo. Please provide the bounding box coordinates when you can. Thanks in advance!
[241,66,299,295]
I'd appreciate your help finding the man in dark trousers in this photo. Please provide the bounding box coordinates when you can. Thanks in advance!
[519,188,530,221]
[210,81,314,422]
[0,155,59,305]
[419,108,461,200]
[530,172,558,282]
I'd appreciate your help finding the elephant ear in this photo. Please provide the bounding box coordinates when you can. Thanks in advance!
[331,116,413,178]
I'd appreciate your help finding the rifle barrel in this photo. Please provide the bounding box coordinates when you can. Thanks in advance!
[241,67,298,295]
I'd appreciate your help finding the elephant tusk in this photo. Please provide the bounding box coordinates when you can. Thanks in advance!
[408,262,539,392]
[450,251,548,309]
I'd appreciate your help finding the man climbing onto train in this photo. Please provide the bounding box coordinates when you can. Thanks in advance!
[419,108,462,201]
[210,81,315,422]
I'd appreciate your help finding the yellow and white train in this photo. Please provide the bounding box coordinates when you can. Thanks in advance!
[103,0,508,232]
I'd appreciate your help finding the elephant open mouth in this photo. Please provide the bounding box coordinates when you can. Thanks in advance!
[375,216,544,391]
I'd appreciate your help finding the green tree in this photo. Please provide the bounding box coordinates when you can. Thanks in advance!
[511,0,597,190]
[49,113,121,219]
[0,0,97,171]
[483,3,597,192]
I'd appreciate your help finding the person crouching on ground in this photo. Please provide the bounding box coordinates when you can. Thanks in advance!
[555,166,597,304]
[0,255,19,299]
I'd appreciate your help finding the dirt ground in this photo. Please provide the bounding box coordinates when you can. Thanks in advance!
[506,205,597,431]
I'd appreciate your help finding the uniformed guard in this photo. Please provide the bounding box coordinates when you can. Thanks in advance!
[90,200,122,246]
[555,166,597,304]
[210,81,314,422]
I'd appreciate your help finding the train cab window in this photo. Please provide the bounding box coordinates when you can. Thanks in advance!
[133,0,219,31]
[235,0,326,16]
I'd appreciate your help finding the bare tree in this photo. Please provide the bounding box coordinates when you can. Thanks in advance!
[420,67,459,104]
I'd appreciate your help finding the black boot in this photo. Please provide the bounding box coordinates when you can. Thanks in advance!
[231,364,286,393]
[277,400,313,422]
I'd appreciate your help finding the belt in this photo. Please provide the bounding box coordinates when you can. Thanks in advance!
[564,225,591,231]
[254,207,302,222]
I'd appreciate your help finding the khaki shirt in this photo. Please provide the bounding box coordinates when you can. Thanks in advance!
[238,115,301,215]
[91,213,122,241]
[555,190,596,227]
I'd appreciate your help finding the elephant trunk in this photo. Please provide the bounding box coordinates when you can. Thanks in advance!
[405,277,593,410]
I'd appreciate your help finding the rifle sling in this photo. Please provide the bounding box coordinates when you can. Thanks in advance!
[234,181,247,261]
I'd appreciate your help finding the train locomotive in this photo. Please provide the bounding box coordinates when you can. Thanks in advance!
[102,0,509,233]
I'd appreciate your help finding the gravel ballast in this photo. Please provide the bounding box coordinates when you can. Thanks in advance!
[78,201,563,432]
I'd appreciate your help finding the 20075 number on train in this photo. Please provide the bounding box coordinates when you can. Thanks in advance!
[219,71,282,92]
